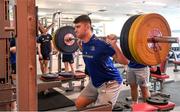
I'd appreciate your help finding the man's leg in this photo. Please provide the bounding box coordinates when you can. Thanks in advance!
[70,63,75,73]
[140,86,150,101]
[130,83,138,104]
[75,80,97,110]
[126,67,138,104]
[136,67,150,101]
[39,60,45,74]
[76,96,95,110]
[43,60,49,73]
[95,80,121,108]
[64,62,69,72]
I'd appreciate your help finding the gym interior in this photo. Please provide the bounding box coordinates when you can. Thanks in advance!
[1,0,180,111]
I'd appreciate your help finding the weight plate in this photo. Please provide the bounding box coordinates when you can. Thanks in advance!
[129,15,145,64]
[120,15,140,61]
[146,97,168,105]
[133,13,171,65]
[54,26,79,53]
[41,73,59,80]
[58,72,74,78]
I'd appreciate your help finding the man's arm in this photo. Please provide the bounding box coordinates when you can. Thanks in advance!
[10,47,16,53]
[37,43,43,59]
[112,44,129,65]
[106,34,129,65]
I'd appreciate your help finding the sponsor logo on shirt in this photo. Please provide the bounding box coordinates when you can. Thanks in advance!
[82,54,93,58]
[90,46,95,51]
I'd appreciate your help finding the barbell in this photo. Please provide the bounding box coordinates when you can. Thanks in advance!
[120,13,178,66]
[53,13,179,65]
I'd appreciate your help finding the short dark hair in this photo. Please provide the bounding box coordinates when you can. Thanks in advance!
[73,15,91,25]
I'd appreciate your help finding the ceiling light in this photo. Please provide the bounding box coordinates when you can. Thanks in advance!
[68,0,71,2]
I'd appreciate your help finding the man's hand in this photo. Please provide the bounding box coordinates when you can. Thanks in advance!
[106,34,118,46]
[106,34,129,65]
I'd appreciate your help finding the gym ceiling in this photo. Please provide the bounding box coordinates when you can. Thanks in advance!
[35,0,180,21]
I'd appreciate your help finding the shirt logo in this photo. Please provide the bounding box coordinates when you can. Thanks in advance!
[90,46,95,51]
[83,55,93,58]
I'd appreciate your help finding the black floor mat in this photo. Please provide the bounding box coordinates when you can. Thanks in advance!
[38,89,75,111]
[163,81,180,106]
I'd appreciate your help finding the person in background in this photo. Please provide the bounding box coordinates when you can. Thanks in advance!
[9,32,16,80]
[37,28,54,74]
[126,61,150,104]
[62,53,75,73]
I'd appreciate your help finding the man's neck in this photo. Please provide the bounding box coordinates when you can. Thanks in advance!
[83,32,93,43]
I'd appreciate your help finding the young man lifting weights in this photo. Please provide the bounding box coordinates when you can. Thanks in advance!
[73,15,128,109]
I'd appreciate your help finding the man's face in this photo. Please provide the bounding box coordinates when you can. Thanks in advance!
[74,22,88,39]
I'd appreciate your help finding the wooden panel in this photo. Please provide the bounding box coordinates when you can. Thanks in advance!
[0,0,11,83]
[16,0,37,111]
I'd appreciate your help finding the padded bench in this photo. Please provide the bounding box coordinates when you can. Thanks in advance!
[132,102,175,111]
[132,103,158,112]
[38,71,86,92]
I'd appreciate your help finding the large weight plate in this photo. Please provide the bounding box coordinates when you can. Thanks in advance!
[146,96,168,105]
[132,13,171,65]
[120,15,140,61]
[129,15,145,64]
[54,26,79,53]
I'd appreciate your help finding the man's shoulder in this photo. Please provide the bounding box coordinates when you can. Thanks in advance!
[92,37,107,45]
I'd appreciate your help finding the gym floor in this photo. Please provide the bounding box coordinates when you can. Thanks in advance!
[36,54,180,111]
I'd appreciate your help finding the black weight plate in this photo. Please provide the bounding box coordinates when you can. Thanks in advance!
[146,97,168,105]
[120,15,140,61]
[54,26,79,53]
[41,73,59,79]
[58,72,74,78]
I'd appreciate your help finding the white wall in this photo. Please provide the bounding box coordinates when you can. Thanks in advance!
[102,16,129,36]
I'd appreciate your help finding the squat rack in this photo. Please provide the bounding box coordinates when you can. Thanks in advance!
[1,0,37,110]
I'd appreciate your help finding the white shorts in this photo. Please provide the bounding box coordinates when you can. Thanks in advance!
[127,67,150,87]
[79,79,121,108]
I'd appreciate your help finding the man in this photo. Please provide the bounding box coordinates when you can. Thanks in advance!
[10,37,16,75]
[37,28,53,74]
[10,33,16,82]
[127,61,150,104]
[62,53,75,73]
[73,15,128,109]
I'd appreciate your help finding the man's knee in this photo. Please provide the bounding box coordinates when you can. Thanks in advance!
[75,99,82,110]
[130,83,138,89]
[75,96,95,110]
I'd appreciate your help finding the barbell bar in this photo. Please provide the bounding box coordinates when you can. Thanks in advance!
[147,37,179,43]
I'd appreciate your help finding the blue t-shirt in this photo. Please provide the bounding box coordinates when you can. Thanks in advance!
[128,61,146,68]
[10,38,16,64]
[37,34,52,55]
[82,34,122,87]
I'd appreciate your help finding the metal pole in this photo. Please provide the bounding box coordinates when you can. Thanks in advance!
[147,37,179,43]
